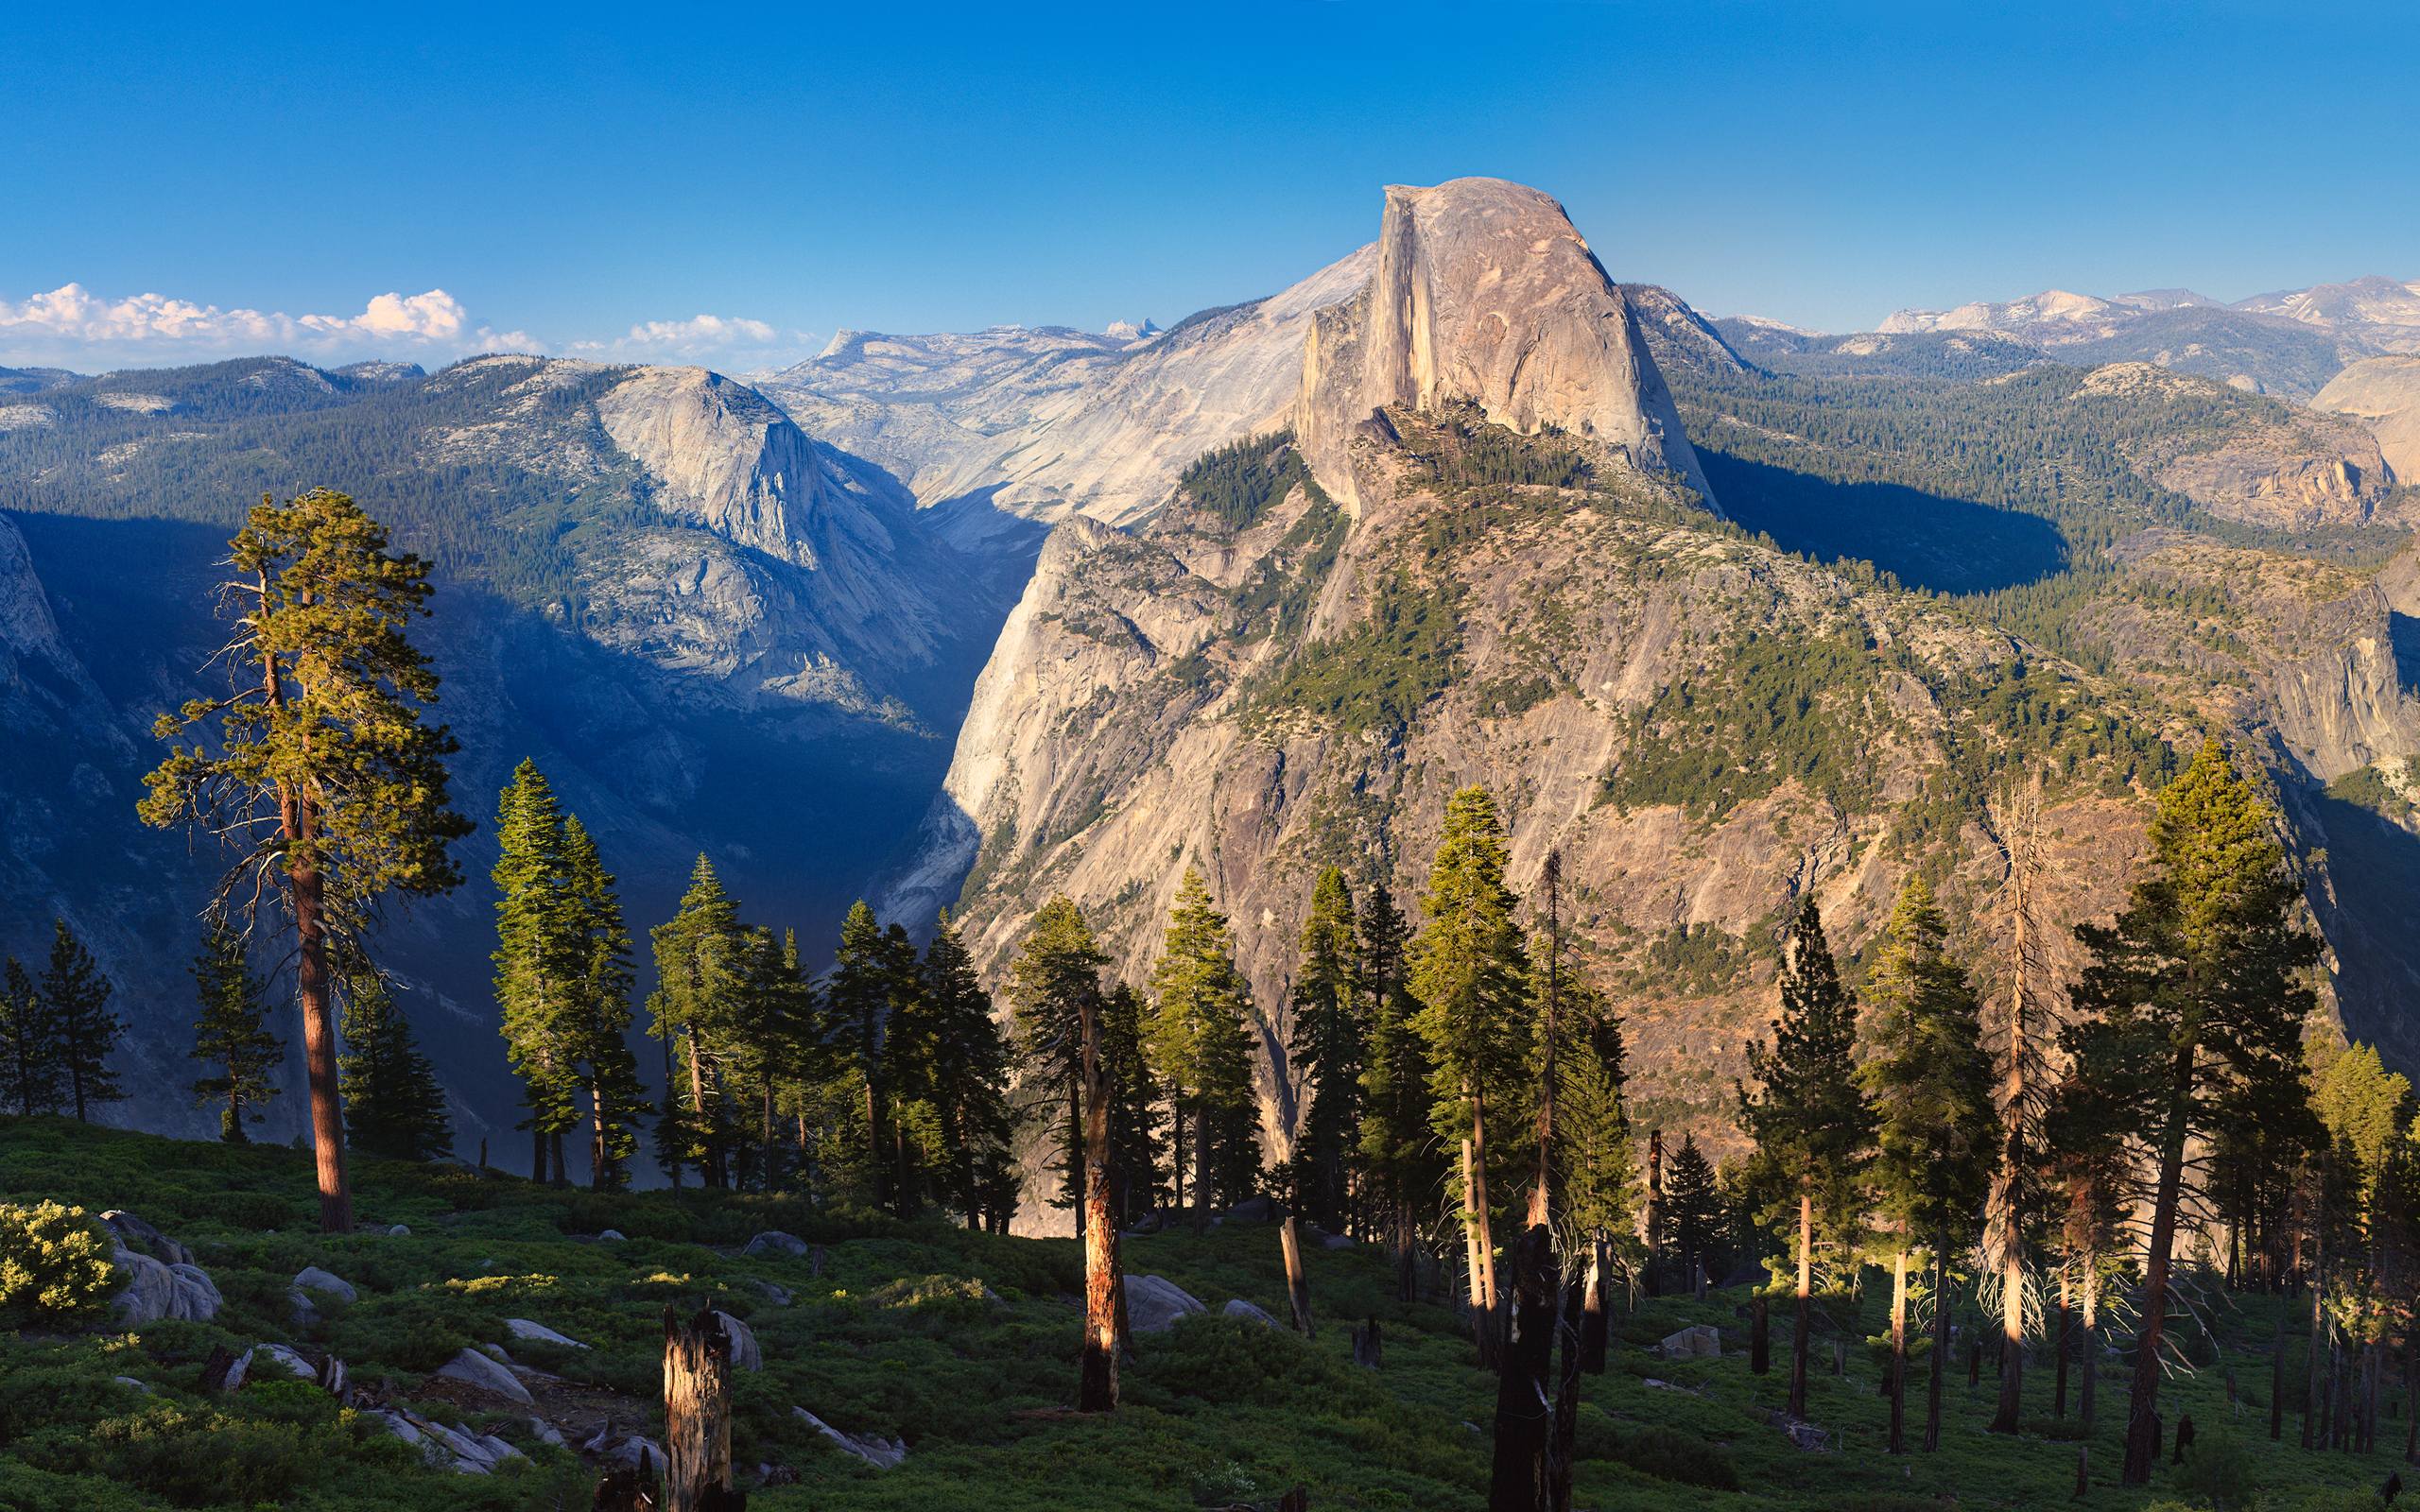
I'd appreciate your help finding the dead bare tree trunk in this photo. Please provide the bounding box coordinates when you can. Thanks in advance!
[1579,1235,1608,1374]
[1527,851,1562,1234]
[1079,984,1120,1412]
[662,1305,740,1512]
[2079,1263,2099,1430]
[1487,1226,1556,1511]
[1985,774,2045,1437]
[2055,1264,2072,1420]
[1352,1316,1384,1368]
[1887,1247,1909,1452]
[1280,1212,1315,1338]
[1547,1269,1584,1512]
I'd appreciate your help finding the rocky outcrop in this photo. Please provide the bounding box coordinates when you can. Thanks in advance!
[2315,355,2420,484]
[1124,1275,1207,1333]
[596,366,832,567]
[434,1346,534,1404]
[1297,179,1710,510]
[2072,363,2396,528]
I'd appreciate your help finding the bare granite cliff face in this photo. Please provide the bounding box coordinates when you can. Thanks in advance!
[762,248,1374,525]
[1297,179,1710,510]
[596,366,837,567]
[2315,355,2420,484]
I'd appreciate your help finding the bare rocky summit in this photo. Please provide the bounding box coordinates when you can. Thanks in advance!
[2314,354,2420,484]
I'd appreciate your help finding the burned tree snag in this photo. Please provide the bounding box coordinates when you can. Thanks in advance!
[1487,1226,1557,1511]
[1079,980,1121,1411]
[1281,1211,1316,1338]
[663,1305,741,1512]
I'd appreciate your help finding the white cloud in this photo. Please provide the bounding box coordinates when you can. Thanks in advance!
[0,284,800,374]
[0,283,532,368]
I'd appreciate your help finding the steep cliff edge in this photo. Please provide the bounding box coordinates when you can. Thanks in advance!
[2315,355,2420,485]
[1297,179,1710,511]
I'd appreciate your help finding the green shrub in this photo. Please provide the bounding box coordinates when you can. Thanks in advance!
[1614,1424,1739,1491]
[2172,1428,2257,1511]
[0,1201,117,1328]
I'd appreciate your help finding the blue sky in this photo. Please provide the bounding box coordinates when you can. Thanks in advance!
[6,1,2417,369]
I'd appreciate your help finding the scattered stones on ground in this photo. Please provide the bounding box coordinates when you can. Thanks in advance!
[742,1230,809,1258]
[794,1407,908,1469]
[750,1280,792,1307]
[1659,1324,1721,1359]
[715,1311,763,1371]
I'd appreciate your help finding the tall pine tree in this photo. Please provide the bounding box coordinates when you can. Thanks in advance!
[828,901,900,1211]
[1145,868,1259,1224]
[1738,894,1875,1420]
[492,760,580,1183]
[918,912,1016,1228]
[1009,896,1109,1214]
[1288,866,1363,1233]
[2066,739,2317,1484]
[1357,881,1438,1298]
[1409,786,1531,1353]
[648,855,749,1188]
[0,955,62,1118]
[188,919,283,1143]
[337,960,452,1162]
[41,920,123,1123]
[142,488,471,1231]
[1858,879,1994,1453]
[562,816,646,1190]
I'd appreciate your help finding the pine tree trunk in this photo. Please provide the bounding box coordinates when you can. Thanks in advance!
[2305,1246,2325,1450]
[1547,1268,1583,1512]
[1789,1188,1813,1420]
[592,1080,611,1192]
[1193,1099,1211,1232]
[531,1128,547,1184]
[1170,1095,1186,1219]
[1927,1224,1951,1451]
[1078,991,1119,1413]
[1280,1213,1315,1337]
[2055,1264,2071,1419]
[1888,1248,1909,1453]
[290,838,352,1234]
[1580,1235,1608,1374]
[551,1129,569,1190]
[864,1075,887,1211]
[2271,1297,2287,1440]
[2079,1263,2099,1431]
[662,1304,736,1512]
[1992,1244,2024,1432]
[2122,1061,2193,1486]
[1752,1292,1771,1375]
[1467,1089,1499,1363]
[1644,1129,1664,1297]
[1487,1226,1555,1511]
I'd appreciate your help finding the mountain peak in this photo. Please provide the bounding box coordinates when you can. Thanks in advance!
[1296,176,1710,509]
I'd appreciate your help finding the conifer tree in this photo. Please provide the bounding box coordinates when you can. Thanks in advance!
[828,901,899,1211]
[1009,896,1109,1213]
[188,919,283,1143]
[1858,879,1995,1453]
[1983,773,2052,1434]
[1101,982,1166,1222]
[1662,1134,1721,1283]
[1357,881,1437,1298]
[1145,868,1259,1224]
[0,955,63,1118]
[1557,976,1638,1366]
[562,816,646,1190]
[1410,786,1532,1352]
[918,912,1016,1227]
[337,961,451,1162]
[41,920,123,1123]
[1738,894,1875,1420]
[1288,866,1363,1233]
[141,488,471,1231]
[492,760,580,1183]
[648,855,749,1188]
[2065,739,2317,1485]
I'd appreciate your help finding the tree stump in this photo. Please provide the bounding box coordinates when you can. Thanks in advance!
[1280,1214,1315,1338]
[663,1304,742,1512]
[315,1354,351,1405]
[1352,1316,1384,1369]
